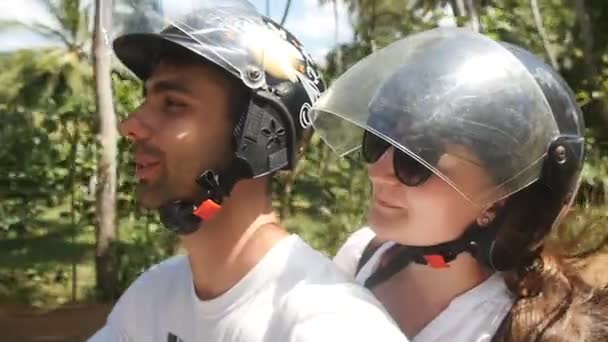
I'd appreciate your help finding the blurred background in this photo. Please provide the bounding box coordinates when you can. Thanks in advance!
[0,0,607,341]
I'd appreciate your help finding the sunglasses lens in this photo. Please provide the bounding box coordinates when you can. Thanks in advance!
[363,130,436,187]
[362,131,390,163]
[393,150,433,186]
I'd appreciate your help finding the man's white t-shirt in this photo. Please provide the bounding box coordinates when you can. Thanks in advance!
[334,228,514,342]
[89,234,409,342]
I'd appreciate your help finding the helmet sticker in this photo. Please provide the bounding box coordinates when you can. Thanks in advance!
[299,103,313,128]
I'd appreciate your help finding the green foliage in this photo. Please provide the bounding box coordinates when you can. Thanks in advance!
[550,205,608,257]
[0,0,170,304]
[276,136,371,256]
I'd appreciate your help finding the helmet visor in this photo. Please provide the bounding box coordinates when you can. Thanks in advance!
[111,0,311,89]
[312,28,560,206]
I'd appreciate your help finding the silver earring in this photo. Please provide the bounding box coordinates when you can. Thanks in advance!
[480,216,490,226]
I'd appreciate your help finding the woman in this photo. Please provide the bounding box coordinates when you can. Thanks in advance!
[312,28,608,341]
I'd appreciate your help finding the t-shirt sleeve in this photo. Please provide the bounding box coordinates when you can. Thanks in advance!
[87,324,129,342]
[86,265,155,342]
[332,227,375,277]
[279,278,408,342]
[86,285,136,342]
[86,256,187,342]
[288,310,409,342]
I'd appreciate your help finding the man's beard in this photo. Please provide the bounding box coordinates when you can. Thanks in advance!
[136,176,173,209]
[136,173,204,209]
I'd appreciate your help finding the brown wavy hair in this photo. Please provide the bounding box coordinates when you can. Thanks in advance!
[491,181,608,341]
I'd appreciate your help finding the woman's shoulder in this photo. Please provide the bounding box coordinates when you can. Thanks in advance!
[414,273,513,342]
[333,227,376,277]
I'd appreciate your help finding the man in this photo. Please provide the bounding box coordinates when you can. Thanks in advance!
[89,1,407,341]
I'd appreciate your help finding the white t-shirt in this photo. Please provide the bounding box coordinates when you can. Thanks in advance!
[334,228,514,342]
[89,234,409,342]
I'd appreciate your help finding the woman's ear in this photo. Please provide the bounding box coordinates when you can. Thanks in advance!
[477,198,507,227]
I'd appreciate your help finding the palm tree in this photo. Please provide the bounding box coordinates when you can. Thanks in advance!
[0,0,92,106]
[0,0,94,302]
[1,0,121,300]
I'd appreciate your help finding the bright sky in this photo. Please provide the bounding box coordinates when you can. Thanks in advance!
[0,0,354,63]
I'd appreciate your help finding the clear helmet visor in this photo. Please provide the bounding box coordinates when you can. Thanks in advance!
[111,0,311,89]
[312,28,560,206]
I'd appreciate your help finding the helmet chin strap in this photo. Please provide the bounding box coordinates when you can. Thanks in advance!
[159,166,243,235]
[364,224,499,289]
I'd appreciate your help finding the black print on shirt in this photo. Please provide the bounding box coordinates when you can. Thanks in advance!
[167,332,185,342]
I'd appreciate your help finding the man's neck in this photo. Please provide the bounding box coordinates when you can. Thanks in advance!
[180,180,289,300]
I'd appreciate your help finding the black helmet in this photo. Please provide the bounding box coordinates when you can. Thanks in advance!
[499,41,584,226]
[112,0,325,234]
[311,28,584,286]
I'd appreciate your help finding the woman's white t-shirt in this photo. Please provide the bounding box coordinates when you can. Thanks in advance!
[334,228,514,342]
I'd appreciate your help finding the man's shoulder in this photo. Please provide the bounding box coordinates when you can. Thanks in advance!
[280,273,386,318]
[275,237,397,325]
[260,238,406,340]
[97,255,191,340]
[270,273,406,341]
[134,254,190,287]
[117,254,190,304]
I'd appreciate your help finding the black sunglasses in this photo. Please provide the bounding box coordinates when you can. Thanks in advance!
[362,131,439,186]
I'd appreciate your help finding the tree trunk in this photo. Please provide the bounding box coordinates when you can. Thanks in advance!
[280,0,292,25]
[333,0,343,74]
[465,0,481,32]
[369,0,378,52]
[574,0,608,129]
[69,127,80,303]
[93,0,118,301]
[530,0,558,69]
[450,0,467,18]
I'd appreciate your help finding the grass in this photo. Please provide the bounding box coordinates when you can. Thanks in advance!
[0,206,167,308]
[0,214,97,308]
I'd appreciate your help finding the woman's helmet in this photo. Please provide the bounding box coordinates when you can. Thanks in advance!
[312,28,584,282]
[312,27,583,218]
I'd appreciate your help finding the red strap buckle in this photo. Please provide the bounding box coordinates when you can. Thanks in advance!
[193,199,222,221]
[424,254,450,269]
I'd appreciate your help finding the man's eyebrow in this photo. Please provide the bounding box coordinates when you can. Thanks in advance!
[144,79,193,97]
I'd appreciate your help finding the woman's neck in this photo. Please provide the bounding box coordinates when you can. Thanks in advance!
[372,252,490,338]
